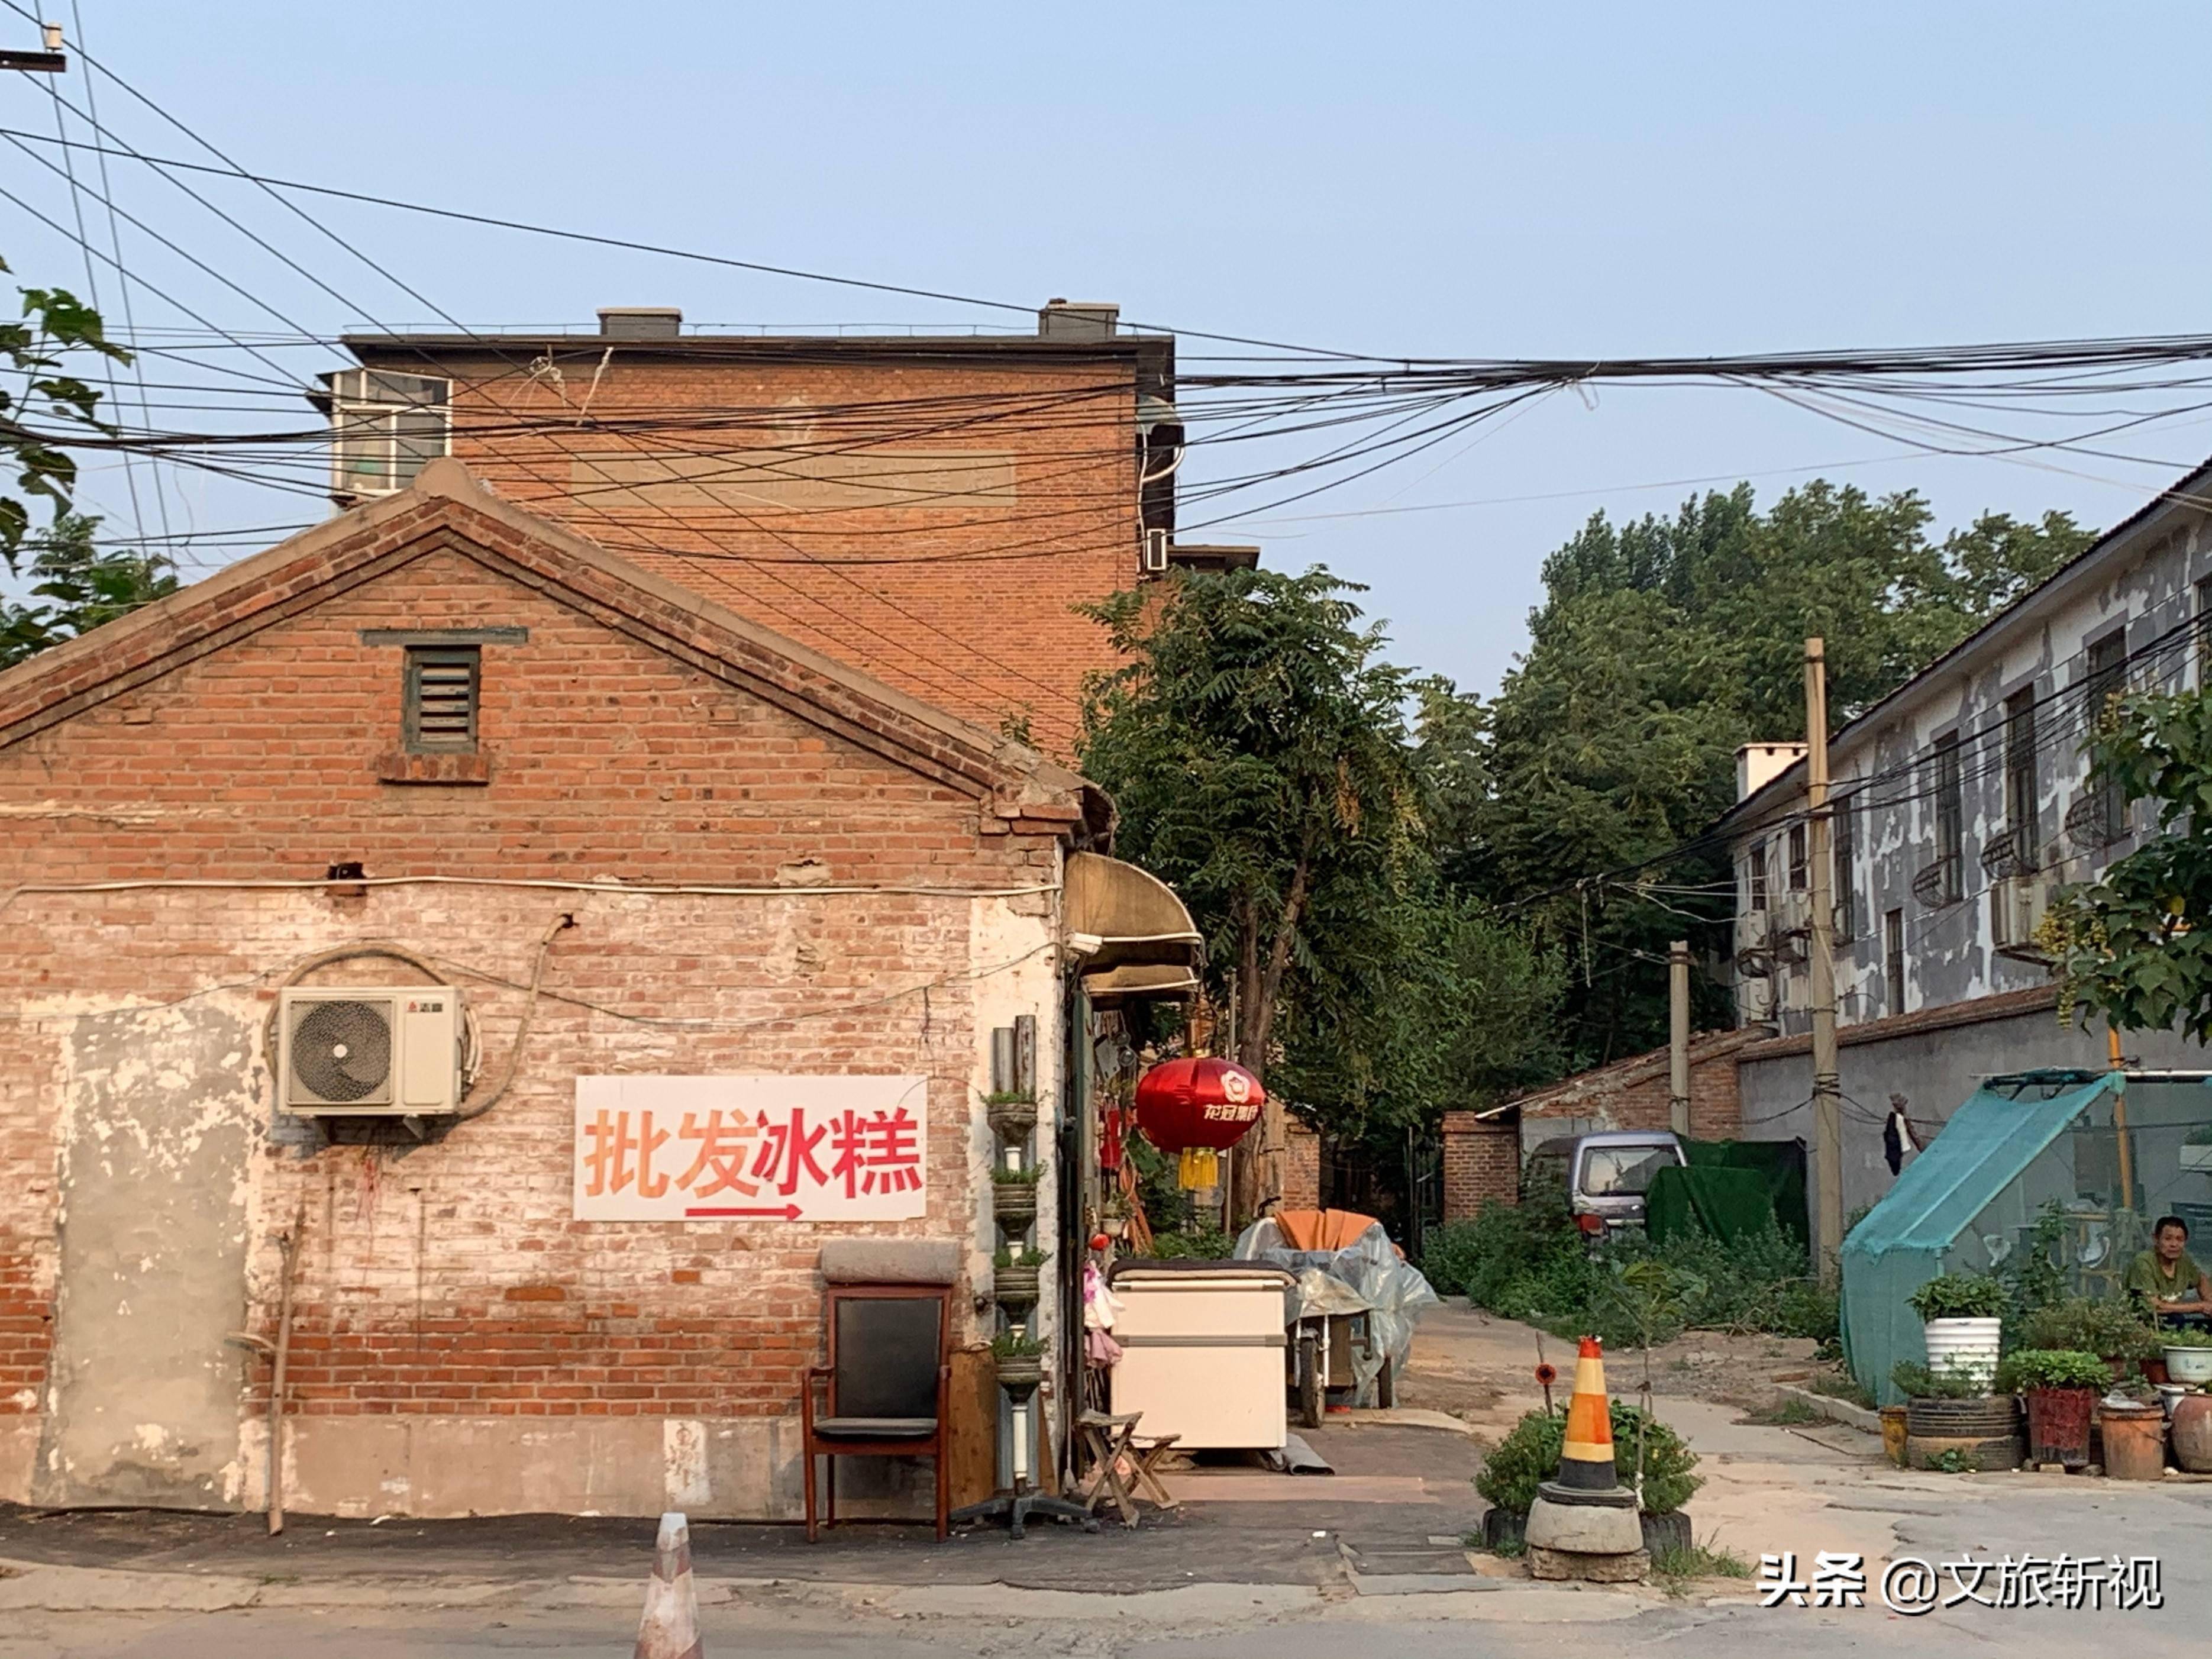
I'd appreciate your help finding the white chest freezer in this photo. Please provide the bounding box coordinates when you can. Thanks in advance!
[1106,1264,1294,1450]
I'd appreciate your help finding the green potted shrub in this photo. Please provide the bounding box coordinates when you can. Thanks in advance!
[2162,1326,2212,1386]
[1993,1349,2107,1467]
[1471,1402,1701,1553]
[1907,1273,2007,1389]
[2019,1296,2161,1378]
[992,1245,1047,1306]
[990,1164,1042,1227]
[990,1330,1047,1396]
[985,1088,1039,1142]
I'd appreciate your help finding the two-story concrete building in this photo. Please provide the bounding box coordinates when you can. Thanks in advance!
[1721,453,2212,1243]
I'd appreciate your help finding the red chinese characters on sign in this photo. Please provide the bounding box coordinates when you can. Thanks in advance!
[574,1077,929,1222]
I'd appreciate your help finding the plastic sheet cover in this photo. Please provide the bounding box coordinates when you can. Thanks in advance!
[1233,1215,1439,1403]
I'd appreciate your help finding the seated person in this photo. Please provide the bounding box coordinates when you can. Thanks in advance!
[2123,1214,2212,1328]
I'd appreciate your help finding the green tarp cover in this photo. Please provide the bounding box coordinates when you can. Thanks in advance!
[1647,1138,1809,1248]
[1839,1073,2117,1405]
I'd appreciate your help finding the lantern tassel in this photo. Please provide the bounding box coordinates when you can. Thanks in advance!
[1177,1147,1219,1190]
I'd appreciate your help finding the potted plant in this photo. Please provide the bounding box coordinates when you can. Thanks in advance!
[1907,1273,2007,1389]
[2020,1296,2161,1379]
[992,1245,1047,1306]
[1993,1349,2106,1467]
[990,1164,1042,1227]
[1891,1361,2022,1470]
[990,1331,1047,1396]
[985,1088,1039,1143]
[2162,1326,2212,1386]
[1471,1402,1701,1554]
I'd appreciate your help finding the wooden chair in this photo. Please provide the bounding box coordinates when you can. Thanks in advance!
[801,1283,952,1541]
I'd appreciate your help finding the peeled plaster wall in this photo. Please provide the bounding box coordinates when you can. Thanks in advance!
[36,1002,259,1508]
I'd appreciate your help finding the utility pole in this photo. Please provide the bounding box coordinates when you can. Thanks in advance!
[1805,637,1843,1270]
[1667,940,1691,1137]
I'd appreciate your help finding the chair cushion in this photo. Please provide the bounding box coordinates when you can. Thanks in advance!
[812,1416,939,1441]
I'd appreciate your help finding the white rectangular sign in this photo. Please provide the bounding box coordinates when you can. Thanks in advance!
[573,1074,929,1222]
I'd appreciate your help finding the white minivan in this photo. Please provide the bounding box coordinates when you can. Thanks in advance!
[1525,1130,1687,1240]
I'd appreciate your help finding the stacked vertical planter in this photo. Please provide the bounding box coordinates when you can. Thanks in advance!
[987,1088,1045,1395]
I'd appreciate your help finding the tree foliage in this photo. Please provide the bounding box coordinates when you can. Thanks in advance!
[1481,482,2091,1070]
[1,514,176,669]
[1077,568,1562,1191]
[2048,689,2212,1040]
[2,259,129,572]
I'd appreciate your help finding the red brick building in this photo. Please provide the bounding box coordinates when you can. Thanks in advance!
[322,303,1216,755]
[0,461,1113,1518]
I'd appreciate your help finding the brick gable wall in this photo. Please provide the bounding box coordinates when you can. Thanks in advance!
[0,526,1066,1516]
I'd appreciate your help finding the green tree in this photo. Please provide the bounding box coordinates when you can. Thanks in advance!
[2,258,129,571]
[1079,567,1559,1209]
[1,513,177,669]
[1477,483,2092,1071]
[2046,689,2212,1040]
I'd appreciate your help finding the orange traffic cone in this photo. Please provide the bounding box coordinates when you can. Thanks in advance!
[635,1511,705,1659]
[1552,1336,1619,1492]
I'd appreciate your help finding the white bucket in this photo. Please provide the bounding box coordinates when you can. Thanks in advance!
[2163,1344,2212,1386]
[1923,1317,2002,1389]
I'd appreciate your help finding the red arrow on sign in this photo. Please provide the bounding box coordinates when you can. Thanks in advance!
[684,1204,803,1219]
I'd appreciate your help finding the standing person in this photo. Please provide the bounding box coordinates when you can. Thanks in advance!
[2124,1215,2212,1328]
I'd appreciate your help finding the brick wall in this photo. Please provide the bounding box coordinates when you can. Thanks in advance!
[1440,1112,1522,1219]
[1281,1121,1320,1213]
[1508,1032,1756,1150]
[0,506,1071,1515]
[391,349,1145,754]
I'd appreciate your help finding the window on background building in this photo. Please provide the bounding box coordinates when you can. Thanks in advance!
[1833,793,1856,940]
[2084,630,2129,843]
[1885,908,1906,1018]
[2004,688,2040,868]
[1933,732,1964,902]
[1749,843,1769,911]
[1787,822,1808,891]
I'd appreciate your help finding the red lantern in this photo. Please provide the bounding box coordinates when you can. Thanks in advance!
[1134,1058,1265,1188]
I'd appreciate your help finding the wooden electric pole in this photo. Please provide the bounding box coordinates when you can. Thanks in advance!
[1805,638,1843,1270]
[1668,940,1691,1137]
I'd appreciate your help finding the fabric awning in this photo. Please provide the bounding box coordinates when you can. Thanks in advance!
[1063,851,1202,1002]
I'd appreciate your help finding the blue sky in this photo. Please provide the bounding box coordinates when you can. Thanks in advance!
[7,2,2211,693]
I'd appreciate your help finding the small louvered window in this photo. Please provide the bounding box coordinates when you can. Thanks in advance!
[403,645,479,752]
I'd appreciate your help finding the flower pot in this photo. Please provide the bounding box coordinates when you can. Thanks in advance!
[992,1182,1038,1228]
[2171,1391,2212,1473]
[1906,1395,2022,1472]
[2162,1344,2212,1386]
[2099,1402,2169,1481]
[993,1264,1042,1306]
[1879,1405,1909,1467]
[993,1354,1044,1399]
[1922,1317,2002,1390]
[2143,1357,2170,1385]
[2023,1386,2097,1468]
[988,1100,1039,1142]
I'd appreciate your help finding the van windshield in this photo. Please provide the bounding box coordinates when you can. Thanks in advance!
[1579,1145,1675,1198]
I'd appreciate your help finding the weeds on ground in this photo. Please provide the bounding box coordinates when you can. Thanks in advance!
[1742,1396,1822,1426]
[1650,1539,1753,1596]
[1806,1371,1877,1409]
[1462,1529,1525,1558]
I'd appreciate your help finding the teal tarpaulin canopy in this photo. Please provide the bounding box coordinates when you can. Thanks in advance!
[1840,1073,2117,1405]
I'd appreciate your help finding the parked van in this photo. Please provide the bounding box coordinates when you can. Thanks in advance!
[1525,1131,1686,1239]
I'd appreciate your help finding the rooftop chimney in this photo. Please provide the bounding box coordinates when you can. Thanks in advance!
[1735,741,1809,802]
[597,306,683,340]
[1037,299,1119,340]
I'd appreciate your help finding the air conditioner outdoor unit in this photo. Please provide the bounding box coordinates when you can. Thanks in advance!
[1141,528,1170,575]
[1990,876,2051,960]
[277,986,464,1116]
